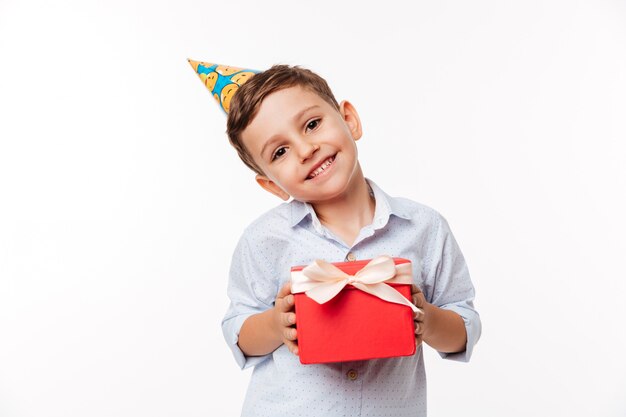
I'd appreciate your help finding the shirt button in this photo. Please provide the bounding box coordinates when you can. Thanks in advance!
[346,369,358,380]
[346,252,356,262]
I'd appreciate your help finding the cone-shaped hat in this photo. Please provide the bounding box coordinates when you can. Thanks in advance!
[188,59,260,114]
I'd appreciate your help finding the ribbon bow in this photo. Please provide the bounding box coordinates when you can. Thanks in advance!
[291,256,421,313]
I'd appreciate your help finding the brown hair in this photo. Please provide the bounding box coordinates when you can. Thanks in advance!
[226,65,340,175]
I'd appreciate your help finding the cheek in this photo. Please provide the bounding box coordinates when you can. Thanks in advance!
[279,159,303,182]
[342,137,359,157]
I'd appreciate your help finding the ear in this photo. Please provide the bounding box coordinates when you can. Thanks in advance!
[339,100,363,141]
[255,174,290,201]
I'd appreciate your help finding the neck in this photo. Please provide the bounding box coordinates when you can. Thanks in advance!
[310,165,375,243]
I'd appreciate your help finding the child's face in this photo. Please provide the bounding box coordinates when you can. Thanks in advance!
[241,85,363,204]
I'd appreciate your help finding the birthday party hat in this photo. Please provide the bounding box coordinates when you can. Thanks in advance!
[188,59,260,114]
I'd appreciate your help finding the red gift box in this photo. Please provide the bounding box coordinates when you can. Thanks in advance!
[291,256,417,364]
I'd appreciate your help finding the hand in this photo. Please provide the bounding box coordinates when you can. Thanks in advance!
[411,285,427,347]
[272,281,299,356]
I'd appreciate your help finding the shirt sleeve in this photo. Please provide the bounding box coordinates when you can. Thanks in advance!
[425,213,482,363]
[221,232,277,370]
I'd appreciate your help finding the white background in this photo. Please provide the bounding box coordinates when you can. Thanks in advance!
[1,0,625,416]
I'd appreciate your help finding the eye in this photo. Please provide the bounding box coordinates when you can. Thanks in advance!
[271,146,287,161]
[305,118,321,132]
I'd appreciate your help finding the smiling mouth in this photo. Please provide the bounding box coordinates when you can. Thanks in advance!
[306,155,336,180]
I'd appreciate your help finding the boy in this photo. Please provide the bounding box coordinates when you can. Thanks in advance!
[204,63,480,416]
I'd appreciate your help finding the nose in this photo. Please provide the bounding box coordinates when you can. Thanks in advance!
[296,140,319,162]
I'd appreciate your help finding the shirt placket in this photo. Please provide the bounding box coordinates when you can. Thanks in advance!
[342,361,363,416]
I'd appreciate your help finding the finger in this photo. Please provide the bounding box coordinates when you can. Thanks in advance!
[281,312,296,327]
[414,322,424,336]
[415,334,423,348]
[276,281,292,299]
[413,310,425,322]
[284,339,299,356]
[278,293,295,313]
[411,284,423,296]
[412,297,425,318]
[412,292,426,309]
[283,327,297,341]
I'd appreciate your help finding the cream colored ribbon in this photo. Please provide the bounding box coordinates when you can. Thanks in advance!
[291,255,422,313]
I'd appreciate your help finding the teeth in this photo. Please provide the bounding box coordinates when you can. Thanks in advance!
[308,157,334,179]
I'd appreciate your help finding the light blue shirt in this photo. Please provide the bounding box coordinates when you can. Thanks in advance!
[222,178,481,417]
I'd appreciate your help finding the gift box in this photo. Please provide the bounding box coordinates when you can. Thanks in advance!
[291,256,418,364]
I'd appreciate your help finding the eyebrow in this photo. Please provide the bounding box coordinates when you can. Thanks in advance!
[260,105,321,159]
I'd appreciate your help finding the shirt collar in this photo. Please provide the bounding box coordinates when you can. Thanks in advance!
[289,199,315,228]
[367,178,412,228]
[289,178,411,229]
